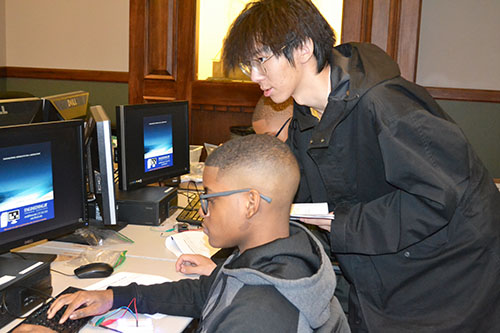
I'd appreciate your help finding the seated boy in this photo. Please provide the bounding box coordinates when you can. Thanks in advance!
[18,134,348,332]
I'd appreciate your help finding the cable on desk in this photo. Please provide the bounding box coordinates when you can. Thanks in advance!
[50,268,75,277]
[95,298,138,330]
[113,251,127,269]
[178,180,204,211]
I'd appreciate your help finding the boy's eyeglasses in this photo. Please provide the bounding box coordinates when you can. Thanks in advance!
[239,45,287,77]
[275,117,292,138]
[200,188,272,215]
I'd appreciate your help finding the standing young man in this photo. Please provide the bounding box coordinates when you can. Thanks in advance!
[222,0,500,332]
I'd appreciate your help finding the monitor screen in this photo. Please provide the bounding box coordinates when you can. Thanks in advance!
[42,91,89,121]
[116,101,189,191]
[84,105,117,225]
[0,97,44,126]
[0,120,87,254]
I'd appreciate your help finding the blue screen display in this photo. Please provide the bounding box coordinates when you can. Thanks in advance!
[0,142,55,232]
[143,114,174,173]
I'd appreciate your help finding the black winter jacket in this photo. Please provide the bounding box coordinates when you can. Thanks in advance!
[289,42,500,332]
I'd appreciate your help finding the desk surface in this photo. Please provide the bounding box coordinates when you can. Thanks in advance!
[2,208,199,333]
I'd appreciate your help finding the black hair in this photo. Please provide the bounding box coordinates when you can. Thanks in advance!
[222,0,336,75]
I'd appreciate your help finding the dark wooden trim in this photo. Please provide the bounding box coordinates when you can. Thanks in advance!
[129,0,146,103]
[191,81,262,107]
[0,66,6,77]
[426,87,500,103]
[396,0,421,81]
[370,0,390,51]
[2,66,128,83]
[341,0,365,42]
[386,0,401,59]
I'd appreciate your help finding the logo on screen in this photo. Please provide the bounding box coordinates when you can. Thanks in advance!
[143,114,174,173]
[0,142,55,233]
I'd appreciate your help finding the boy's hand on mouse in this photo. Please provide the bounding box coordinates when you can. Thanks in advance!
[175,254,216,276]
[300,212,334,232]
[47,290,113,324]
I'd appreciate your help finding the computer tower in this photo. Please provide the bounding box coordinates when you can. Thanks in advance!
[115,186,178,225]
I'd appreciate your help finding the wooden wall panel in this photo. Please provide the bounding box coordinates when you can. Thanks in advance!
[0,67,128,82]
[129,0,498,146]
[371,0,390,50]
[396,0,421,81]
[190,106,253,146]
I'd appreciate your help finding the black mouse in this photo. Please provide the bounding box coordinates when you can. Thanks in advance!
[74,262,114,279]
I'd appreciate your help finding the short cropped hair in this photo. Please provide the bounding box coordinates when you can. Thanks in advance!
[222,0,336,75]
[206,134,298,179]
[252,96,293,123]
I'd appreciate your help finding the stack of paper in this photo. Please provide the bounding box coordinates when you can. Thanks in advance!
[290,203,335,220]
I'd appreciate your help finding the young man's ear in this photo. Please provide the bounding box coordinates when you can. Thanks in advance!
[295,38,314,64]
[244,189,261,220]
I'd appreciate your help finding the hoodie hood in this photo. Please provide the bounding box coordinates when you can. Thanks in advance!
[294,42,402,149]
[221,222,336,330]
[334,42,401,99]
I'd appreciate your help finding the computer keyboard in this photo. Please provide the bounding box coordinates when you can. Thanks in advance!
[176,192,204,225]
[13,286,91,333]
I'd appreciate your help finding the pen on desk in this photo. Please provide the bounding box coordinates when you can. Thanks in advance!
[98,324,123,333]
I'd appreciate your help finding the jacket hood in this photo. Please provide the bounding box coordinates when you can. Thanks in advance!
[334,42,401,99]
[293,42,401,135]
[221,222,336,329]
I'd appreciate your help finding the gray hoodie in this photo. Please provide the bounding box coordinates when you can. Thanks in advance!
[112,222,349,332]
[199,222,349,332]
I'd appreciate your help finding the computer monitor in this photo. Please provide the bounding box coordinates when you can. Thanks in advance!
[0,97,44,126]
[42,91,89,121]
[84,105,117,225]
[0,120,87,254]
[116,101,190,191]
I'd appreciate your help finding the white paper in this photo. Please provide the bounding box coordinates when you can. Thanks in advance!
[165,230,219,258]
[85,271,170,291]
[290,203,335,219]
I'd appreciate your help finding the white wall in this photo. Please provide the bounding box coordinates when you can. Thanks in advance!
[0,0,6,66]
[417,0,500,90]
[4,0,129,71]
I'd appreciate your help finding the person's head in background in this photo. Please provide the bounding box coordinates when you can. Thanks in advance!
[222,0,335,106]
[252,96,293,142]
[201,134,299,252]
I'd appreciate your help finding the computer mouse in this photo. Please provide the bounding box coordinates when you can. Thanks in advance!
[74,262,114,279]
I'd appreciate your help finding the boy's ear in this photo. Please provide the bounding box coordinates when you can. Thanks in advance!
[296,38,314,64]
[244,189,261,220]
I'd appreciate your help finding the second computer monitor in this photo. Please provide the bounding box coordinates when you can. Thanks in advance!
[0,97,43,127]
[43,91,89,121]
[85,106,117,225]
[116,101,190,191]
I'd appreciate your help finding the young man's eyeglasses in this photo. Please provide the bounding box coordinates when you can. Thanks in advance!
[199,188,272,215]
[239,45,287,77]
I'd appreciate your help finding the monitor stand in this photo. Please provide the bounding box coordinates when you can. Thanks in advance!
[55,219,128,245]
